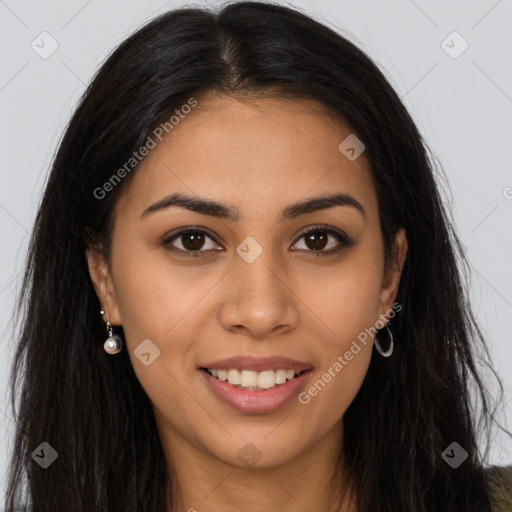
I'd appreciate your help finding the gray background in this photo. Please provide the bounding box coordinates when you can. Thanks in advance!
[1,0,511,500]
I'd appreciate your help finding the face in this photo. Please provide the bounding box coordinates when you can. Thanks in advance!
[87,94,407,472]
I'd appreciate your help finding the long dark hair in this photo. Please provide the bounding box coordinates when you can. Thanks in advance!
[5,2,509,510]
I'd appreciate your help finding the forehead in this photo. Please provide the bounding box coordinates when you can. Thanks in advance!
[116,94,377,221]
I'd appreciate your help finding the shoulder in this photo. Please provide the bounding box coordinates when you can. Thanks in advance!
[485,464,512,512]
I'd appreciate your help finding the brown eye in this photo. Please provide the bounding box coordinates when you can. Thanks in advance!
[162,228,221,256]
[181,232,206,250]
[292,225,354,256]
[303,231,329,251]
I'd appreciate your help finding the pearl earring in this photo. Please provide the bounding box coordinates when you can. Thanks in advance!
[100,309,123,354]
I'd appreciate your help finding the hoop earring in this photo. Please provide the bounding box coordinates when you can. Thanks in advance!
[374,324,394,357]
[100,309,123,354]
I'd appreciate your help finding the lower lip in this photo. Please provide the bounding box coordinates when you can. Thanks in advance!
[200,369,312,414]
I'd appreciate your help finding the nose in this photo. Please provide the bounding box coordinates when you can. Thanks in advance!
[218,247,300,339]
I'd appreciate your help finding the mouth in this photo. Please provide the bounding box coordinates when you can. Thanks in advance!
[198,356,313,414]
[200,367,308,391]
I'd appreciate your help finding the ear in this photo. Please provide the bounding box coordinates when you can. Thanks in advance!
[377,227,408,322]
[85,247,123,325]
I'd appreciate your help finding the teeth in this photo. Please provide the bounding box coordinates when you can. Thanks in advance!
[257,370,275,389]
[206,368,302,390]
[240,369,258,388]
[227,369,241,385]
[275,369,287,384]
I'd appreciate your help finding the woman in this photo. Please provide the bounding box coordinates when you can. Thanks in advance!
[4,1,511,511]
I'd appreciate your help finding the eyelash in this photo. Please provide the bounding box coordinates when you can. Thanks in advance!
[161,224,355,258]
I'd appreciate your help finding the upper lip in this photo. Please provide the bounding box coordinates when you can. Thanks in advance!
[200,355,313,373]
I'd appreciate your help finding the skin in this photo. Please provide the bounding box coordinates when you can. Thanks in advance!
[86,93,408,512]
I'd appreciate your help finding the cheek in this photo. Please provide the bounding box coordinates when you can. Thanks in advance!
[110,239,210,342]
[109,249,206,419]
[109,243,222,398]
[298,274,378,424]
[296,248,382,413]
[303,249,384,345]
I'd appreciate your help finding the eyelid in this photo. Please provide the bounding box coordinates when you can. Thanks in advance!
[294,224,351,242]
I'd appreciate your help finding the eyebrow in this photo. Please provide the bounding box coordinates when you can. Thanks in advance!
[140,192,365,221]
